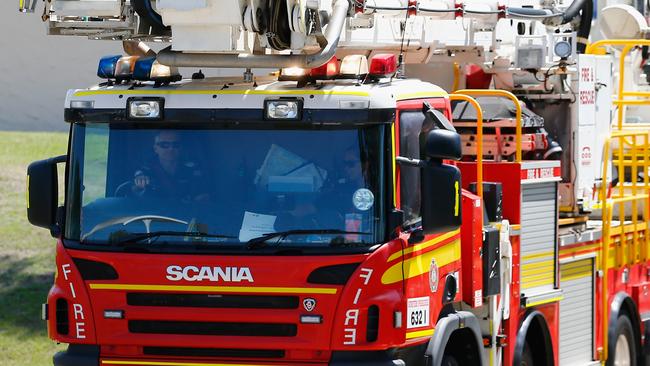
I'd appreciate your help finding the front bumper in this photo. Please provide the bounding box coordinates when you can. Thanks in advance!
[53,346,406,366]
[53,345,99,366]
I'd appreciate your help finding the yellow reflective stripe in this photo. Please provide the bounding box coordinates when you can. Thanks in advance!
[382,239,461,285]
[387,229,460,262]
[396,91,448,100]
[559,243,601,256]
[525,296,563,308]
[521,251,554,261]
[560,271,592,282]
[521,277,555,290]
[520,260,554,271]
[521,272,554,282]
[89,284,337,295]
[560,259,593,282]
[103,361,267,366]
[73,89,370,97]
[406,328,435,339]
[520,266,554,277]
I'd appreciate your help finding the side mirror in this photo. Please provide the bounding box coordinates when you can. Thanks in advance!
[420,161,462,235]
[27,156,65,232]
[422,129,462,161]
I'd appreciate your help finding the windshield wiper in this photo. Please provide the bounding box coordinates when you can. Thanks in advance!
[114,231,237,246]
[246,229,370,250]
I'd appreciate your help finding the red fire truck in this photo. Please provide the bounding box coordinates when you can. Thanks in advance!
[21,0,650,365]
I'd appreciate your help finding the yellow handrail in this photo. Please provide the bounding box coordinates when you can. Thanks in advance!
[598,128,650,363]
[586,39,650,130]
[449,94,484,199]
[455,89,523,162]
[600,194,650,362]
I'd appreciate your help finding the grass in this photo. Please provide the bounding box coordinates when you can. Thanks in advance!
[0,131,68,365]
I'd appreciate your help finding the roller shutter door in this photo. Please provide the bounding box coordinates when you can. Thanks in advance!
[559,259,594,365]
[520,182,557,295]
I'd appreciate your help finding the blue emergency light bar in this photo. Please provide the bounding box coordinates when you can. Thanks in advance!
[133,57,182,84]
[97,55,122,79]
[97,55,181,84]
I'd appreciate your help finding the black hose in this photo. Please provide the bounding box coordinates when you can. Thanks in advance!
[575,0,593,53]
[132,0,170,33]
[267,0,292,51]
[507,8,558,18]
[562,0,589,23]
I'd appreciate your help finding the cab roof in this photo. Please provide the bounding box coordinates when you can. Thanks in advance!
[65,78,449,111]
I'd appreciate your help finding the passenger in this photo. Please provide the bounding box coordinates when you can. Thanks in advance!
[132,131,208,201]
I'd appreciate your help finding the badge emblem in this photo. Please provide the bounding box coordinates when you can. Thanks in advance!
[303,298,316,312]
[429,259,439,293]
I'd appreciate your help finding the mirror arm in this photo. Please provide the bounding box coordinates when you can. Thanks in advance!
[51,155,67,164]
[396,156,426,167]
[423,101,457,132]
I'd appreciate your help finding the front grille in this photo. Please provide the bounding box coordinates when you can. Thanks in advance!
[129,320,297,337]
[143,347,285,359]
[127,293,298,309]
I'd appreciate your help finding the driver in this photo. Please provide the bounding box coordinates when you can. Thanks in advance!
[132,131,208,201]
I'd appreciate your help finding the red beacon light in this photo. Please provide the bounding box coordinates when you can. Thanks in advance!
[369,54,398,78]
[310,57,340,80]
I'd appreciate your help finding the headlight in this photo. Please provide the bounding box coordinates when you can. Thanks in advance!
[265,99,303,120]
[128,98,163,120]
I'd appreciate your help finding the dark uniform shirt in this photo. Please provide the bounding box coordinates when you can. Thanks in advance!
[134,159,205,200]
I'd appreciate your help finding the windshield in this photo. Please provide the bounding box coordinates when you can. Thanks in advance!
[65,122,387,253]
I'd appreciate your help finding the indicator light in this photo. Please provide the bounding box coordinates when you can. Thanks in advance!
[70,101,94,109]
[300,315,323,324]
[104,310,124,319]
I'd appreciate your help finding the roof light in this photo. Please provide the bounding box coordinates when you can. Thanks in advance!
[114,56,140,81]
[128,98,163,120]
[279,67,310,81]
[369,54,398,78]
[310,57,340,79]
[97,55,122,79]
[340,55,369,78]
[265,99,303,120]
[133,57,182,84]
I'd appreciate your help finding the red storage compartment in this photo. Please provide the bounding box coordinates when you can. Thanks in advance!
[460,190,484,307]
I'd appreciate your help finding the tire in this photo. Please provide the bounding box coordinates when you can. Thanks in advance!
[607,315,637,366]
[521,342,534,366]
[441,354,460,366]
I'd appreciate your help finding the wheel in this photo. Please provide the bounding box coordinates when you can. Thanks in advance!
[441,354,460,366]
[607,315,637,366]
[521,342,534,366]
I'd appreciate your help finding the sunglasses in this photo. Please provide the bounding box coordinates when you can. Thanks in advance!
[156,141,181,149]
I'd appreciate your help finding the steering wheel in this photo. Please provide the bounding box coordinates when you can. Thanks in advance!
[114,179,160,198]
[81,214,188,241]
[114,181,134,197]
